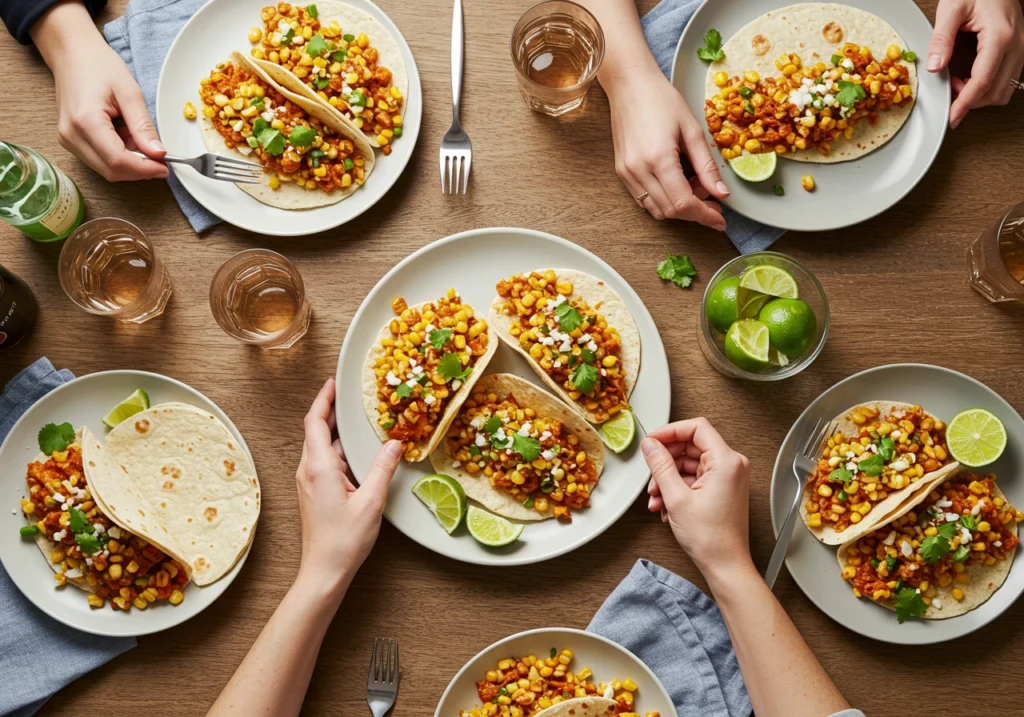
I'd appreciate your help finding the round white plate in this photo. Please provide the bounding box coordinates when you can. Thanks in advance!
[336,228,671,565]
[157,0,421,236]
[672,0,950,231]
[434,627,677,717]
[0,370,255,637]
[770,364,1024,644]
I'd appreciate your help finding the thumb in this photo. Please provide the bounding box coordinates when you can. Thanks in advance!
[361,440,403,506]
[641,437,690,508]
[927,0,968,72]
[115,85,165,157]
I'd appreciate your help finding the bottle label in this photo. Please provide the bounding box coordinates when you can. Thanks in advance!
[39,170,80,236]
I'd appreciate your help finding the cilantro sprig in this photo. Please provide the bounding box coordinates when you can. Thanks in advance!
[697,28,725,63]
[38,423,75,455]
[429,328,452,350]
[570,362,598,394]
[894,588,927,623]
[396,383,414,399]
[306,33,329,58]
[438,353,472,382]
[483,416,501,434]
[512,433,542,462]
[836,80,866,108]
[857,454,884,477]
[553,302,583,332]
[657,254,698,289]
[829,467,853,483]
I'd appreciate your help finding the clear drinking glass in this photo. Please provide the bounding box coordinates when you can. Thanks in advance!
[58,218,172,323]
[510,0,605,116]
[209,249,311,349]
[967,201,1024,303]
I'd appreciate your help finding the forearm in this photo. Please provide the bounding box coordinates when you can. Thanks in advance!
[705,563,849,717]
[207,570,352,717]
[575,0,659,90]
[29,0,104,69]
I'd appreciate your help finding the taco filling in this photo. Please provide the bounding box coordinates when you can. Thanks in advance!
[198,59,369,193]
[706,42,914,159]
[841,473,1022,622]
[250,2,403,151]
[444,389,600,521]
[494,271,629,423]
[369,290,490,461]
[20,442,189,611]
[805,404,952,535]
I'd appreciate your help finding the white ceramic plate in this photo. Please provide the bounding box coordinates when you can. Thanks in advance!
[770,364,1024,644]
[156,0,421,236]
[434,627,677,717]
[0,371,255,637]
[672,0,950,231]
[335,228,671,565]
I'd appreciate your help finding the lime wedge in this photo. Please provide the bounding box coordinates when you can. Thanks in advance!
[728,152,777,183]
[102,388,150,428]
[600,410,636,453]
[739,265,799,299]
[946,409,1007,467]
[724,319,771,373]
[736,286,771,319]
[411,474,467,534]
[466,505,524,547]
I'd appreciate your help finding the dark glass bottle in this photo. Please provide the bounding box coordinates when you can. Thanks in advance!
[0,265,38,350]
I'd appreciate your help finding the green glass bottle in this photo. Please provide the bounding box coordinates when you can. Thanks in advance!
[0,142,85,242]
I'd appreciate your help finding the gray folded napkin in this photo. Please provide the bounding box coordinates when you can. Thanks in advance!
[104,0,220,233]
[0,359,136,717]
[642,0,786,253]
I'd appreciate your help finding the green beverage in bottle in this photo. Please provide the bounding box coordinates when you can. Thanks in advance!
[0,142,85,242]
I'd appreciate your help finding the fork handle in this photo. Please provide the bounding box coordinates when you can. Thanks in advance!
[451,0,464,123]
[129,150,191,166]
[764,486,803,590]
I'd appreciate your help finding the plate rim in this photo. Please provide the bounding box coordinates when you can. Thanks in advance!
[769,362,1024,644]
[0,369,256,637]
[670,0,951,231]
[335,226,671,566]
[154,0,422,236]
[431,626,678,717]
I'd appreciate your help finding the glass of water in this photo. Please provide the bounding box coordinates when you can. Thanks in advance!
[58,218,172,323]
[209,249,311,349]
[510,0,605,116]
[967,201,1024,302]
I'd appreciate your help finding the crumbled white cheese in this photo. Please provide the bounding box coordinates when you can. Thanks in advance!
[470,417,484,429]
[108,527,122,539]
[475,432,488,448]
[883,531,897,546]
[385,371,401,386]
[424,394,436,406]
[900,540,913,557]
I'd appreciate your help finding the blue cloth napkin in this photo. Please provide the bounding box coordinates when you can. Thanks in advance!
[0,359,136,717]
[104,0,220,233]
[588,560,752,717]
[642,0,786,253]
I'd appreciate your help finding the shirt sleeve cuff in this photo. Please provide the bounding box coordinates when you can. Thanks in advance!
[4,0,108,45]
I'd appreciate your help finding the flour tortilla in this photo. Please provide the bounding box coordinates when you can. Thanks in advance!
[706,2,918,162]
[254,0,409,146]
[801,401,959,545]
[82,404,260,586]
[199,51,375,209]
[361,300,498,463]
[535,697,617,717]
[838,473,1018,619]
[429,374,605,521]
[488,269,641,424]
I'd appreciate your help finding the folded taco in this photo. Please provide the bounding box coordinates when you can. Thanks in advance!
[802,402,959,545]
[429,374,605,522]
[838,470,1022,621]
[197,50,376,209]
[362,289,497,462]
[489,269,640,425]
[248,2,408,152]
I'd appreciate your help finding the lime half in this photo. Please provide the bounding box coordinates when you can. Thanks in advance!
[102,388,150,428]
[728,152,777,183]
[600,410,636,453]
[466,505,524,547]
[411,474,467,534]
[946,409,1007,467]
[724,319,770,373]
[739,265,799,299]
[736,286,771,320]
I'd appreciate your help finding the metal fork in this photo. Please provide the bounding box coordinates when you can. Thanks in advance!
[131,150,263,184]
[764,416,839,589]
[366,637,400,717]
[440,0,471,194]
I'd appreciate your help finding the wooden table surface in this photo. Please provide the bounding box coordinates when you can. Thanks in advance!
[2,0,1024,714]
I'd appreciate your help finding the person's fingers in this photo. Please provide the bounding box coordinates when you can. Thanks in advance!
[690,175,710,200]
[981,50,1023,107]
[634,169,677,220]
[927,0,969,72]
[648,477,661,496]
[660,508,669,523]
[654,156,727,230]
[648,495,664,512]
[642,437,690,508]
[681,117,730,200]
[76,111,167,181]
[303,379,339,469]
[114,83,165,159]
[677,456,700,475]
[951,75,967,96]
[617,166,662,218]
[360,440,403,506]
[648,417,730,455]
[950,32,1005,127]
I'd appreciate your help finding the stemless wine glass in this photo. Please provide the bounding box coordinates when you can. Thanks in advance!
[209,249,311,349]
[58,218,172,323]
[967,201,1024,303]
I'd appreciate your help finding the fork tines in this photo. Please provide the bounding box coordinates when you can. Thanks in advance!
[440,152,471,194]
[368,637,399,686]
[214,156,264,185]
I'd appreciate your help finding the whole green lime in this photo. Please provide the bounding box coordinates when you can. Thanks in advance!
[706,277,740,333]
[758,298,817,358]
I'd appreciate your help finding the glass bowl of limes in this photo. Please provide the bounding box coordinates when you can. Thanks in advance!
[698,251,829,381]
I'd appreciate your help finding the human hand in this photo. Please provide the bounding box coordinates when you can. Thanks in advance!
[31,1,168,181]
[927,0,1024,128]
[295,378,402,593]
[642,418,752,576]
[604,63,729,230]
